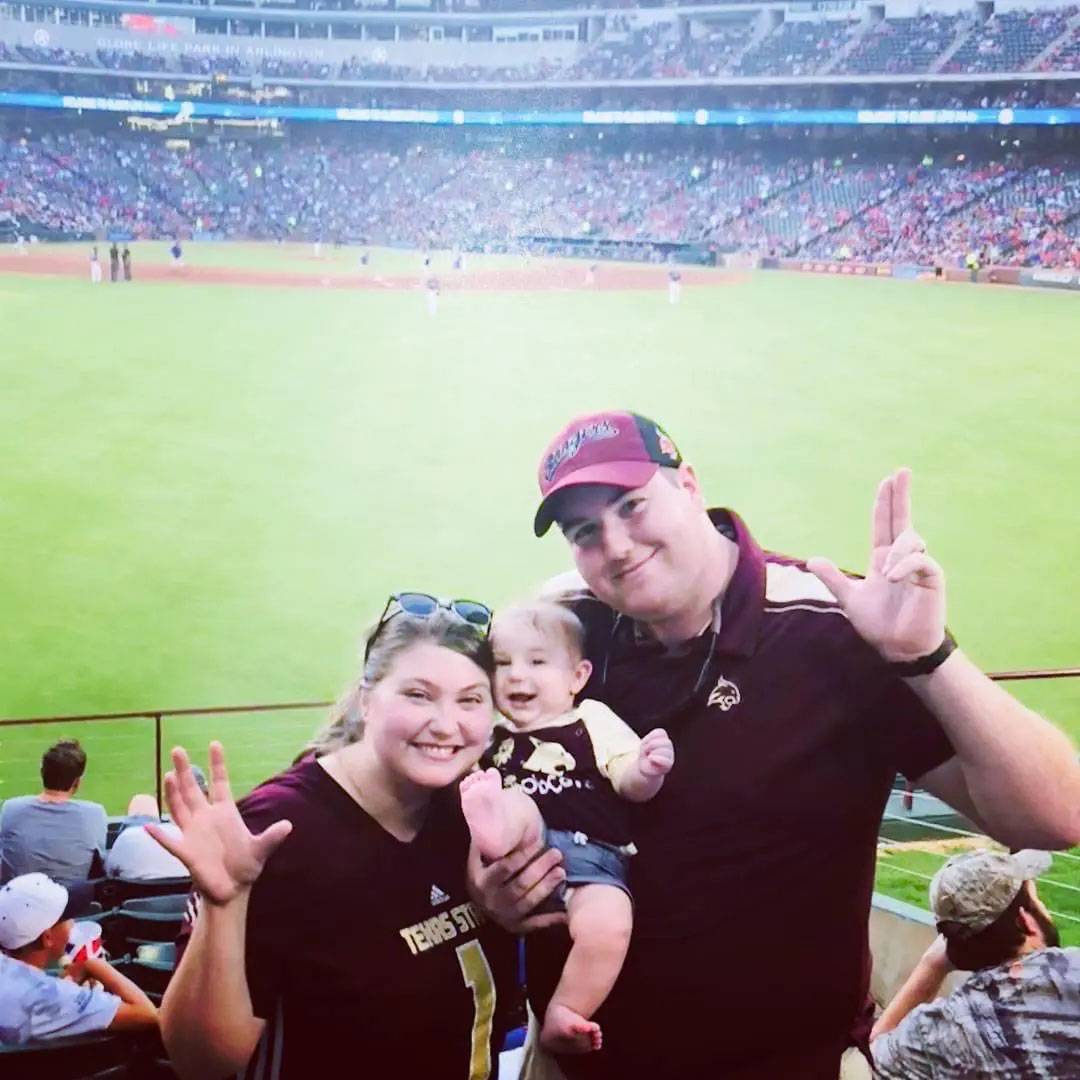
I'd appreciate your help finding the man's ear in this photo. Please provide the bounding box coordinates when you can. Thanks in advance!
[678,463,705,509]
[1017,905,1041,941]
[571,658,593,695]
[38,924,63,954]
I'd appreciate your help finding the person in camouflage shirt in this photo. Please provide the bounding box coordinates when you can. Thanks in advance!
[871,849,1079,1078]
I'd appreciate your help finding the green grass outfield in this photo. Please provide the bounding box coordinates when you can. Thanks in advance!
[0,247,1076,928]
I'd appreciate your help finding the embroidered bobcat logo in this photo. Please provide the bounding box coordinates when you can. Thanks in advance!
[708,676,741,711]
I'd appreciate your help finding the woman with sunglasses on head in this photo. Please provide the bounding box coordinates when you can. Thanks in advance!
[150,595,559,1080]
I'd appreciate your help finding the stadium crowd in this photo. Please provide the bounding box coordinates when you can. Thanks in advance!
[2,130,1079,267]
[804,160,1080,267]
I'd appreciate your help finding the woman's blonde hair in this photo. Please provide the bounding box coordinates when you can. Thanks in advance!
[299,609,494,760]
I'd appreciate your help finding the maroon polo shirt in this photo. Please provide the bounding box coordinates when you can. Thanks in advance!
[527,509,955,1078]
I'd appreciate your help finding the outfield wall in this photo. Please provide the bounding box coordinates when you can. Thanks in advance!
[765,257,1079,291]
[1019,268,1080,291]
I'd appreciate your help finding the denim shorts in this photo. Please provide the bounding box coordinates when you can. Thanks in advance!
[544,828,634,908]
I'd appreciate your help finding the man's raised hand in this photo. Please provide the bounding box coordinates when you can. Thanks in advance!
[807,468,946,664]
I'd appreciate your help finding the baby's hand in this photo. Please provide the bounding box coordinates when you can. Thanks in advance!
[638,729,674,777]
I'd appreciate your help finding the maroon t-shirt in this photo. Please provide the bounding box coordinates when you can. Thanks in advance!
[527,509,955,1078]
[227,756,516,1079]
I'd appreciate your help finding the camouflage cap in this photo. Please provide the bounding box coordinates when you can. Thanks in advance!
[929,849,1053,938]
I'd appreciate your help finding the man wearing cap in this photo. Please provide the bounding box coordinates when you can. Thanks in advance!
[470,410,1080,1078]
[871,849,1079,1077]
[0,873,158,1045]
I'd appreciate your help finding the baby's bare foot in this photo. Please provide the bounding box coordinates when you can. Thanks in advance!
[460,768,515,862]
[540,1002,602,1054]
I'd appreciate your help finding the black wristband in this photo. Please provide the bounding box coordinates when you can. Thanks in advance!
[889,632,957,677]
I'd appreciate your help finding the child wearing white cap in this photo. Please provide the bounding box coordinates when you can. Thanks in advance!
[0,873,158,1045]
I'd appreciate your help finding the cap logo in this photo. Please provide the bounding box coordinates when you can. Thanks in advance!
[543,420,619,484]
[657,433,677,459]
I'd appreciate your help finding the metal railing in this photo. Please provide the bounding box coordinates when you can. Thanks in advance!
[873,666,1079,929]
[2,664,1076,824]
[0,700,331,811]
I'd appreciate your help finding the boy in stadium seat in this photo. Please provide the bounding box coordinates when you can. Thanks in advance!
[461,601,674,1055]
[0,873,158,1044]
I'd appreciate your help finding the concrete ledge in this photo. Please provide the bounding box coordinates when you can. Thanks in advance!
[870,891,967,1006]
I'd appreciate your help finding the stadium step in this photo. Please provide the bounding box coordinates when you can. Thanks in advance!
[929,13,978,73]
[818,15,874,76]
[727,13,776,75]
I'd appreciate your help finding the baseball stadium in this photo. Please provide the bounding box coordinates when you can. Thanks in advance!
[1,0,1078,1074]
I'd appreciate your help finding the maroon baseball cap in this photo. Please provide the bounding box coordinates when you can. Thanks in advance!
[534,411,682,537]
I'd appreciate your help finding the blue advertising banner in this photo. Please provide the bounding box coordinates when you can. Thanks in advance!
[2,92,1079,128]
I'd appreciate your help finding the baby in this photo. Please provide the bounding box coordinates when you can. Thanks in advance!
[460,601,674,1054]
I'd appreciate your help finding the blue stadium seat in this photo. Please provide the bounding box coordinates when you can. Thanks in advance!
[96,876,191,910]
[103,893,187,956]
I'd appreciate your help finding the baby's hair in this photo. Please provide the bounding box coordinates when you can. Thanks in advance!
[492,599,586,660]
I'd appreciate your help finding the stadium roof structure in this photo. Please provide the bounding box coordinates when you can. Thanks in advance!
[11,0,793,24]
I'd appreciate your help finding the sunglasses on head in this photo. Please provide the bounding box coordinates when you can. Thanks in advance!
[364,592,493,661]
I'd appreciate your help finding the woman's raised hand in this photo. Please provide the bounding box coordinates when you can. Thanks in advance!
[146,741,292,906]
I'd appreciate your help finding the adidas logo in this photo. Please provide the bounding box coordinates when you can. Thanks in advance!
[430,884,450,907]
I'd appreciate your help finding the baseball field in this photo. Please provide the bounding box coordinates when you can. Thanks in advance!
[1,242,1077,940]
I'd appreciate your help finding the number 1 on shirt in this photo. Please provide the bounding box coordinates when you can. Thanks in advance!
[456,939,496,1080]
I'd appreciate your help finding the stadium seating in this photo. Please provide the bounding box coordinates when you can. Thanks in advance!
[837,14,965,75]
[97,49,168,72]
[736,19,860,77]
[943,7,1078,74]
[563,22,667,80]
[179,53,250,77]
[797,158,1080,268]
[647,20,756,78]
[1039,25,1080,70]
[96,876,192,910]
[2,6,1079,83]
[102,893,188,956]
[15,45,96,68]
